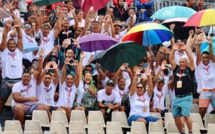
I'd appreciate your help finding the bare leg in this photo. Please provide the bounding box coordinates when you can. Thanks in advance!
[184,116,192,133]
[199,107,207,119]
[13,104,26,126]
[100,109,106,119]
[136,118,147,125]
[174,117,184,132]
[36,104,51,121]
[0,98,7,114]
[119,106,125,111]
[61,106,71,122]
[156,119,164,126]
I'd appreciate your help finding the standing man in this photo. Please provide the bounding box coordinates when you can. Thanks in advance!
[0,19,23,115]
[169,42,195,134]
[196,38,215,118]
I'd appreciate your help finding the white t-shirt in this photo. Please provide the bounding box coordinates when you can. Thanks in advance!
[36,32,55,58]
[114,29,127,42]
[196,61,215,92]
[70,19,85,27]
[129,92,151,118]
[97,89,120,104]
[36,81,57,106]
[1,48,23,79]
[12,77,37,107]
[56,82,79,108]
[153,87,168,110]
[174,51,196,66]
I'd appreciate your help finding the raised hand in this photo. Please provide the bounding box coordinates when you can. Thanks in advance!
[13,19,21,28]
[208,37,213,45]
[189,30,194,36]
[173,43,179,51]
[120,63,129,71]
[145,68,152,76]
[135,68,141,76]
[179,42,187,51]
[45,62,51,70]
[80,52,86,59]
[161,61,167,70]
[8,1,15,11]
[96,62,100,69]
[52,62,58,69]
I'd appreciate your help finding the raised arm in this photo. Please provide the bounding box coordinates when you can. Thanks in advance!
[72,11,78,30]
[0,21,11,51]
[14,19,23,51]
[54,9,62,39]
[169,42,178,70]
[75,52,85,87]
[37,62,51,85]
[181,43,195,71]
[153,61,166,84]
[208,37,215,63]
[113,63,129,84]
[196,36,203,66]
[96,62,106,80]
[33,50,44,80]
[61,58,69,84]
[145,68,153,97]
[52,62,59,85]
[130,69,140,96]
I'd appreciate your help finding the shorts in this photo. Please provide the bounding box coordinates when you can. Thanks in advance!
[199,89,215,108]
[50,106,59,112]
[0,81,13,98]
[128,115,159,126]
[12,103,40,115]
[172,95,193,117]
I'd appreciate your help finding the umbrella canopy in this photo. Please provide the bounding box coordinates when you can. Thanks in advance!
[78,33,118,52]
[162,18,188,24]
[151,6,196,20]
[91,50,107,64]
[100,42,147,72]
[23,42,39,53]
[122,22,173,46]
[184,9,215,27]
[0,8,12,19]
[81,0,109,14]
[33,0,64,6]
[200,38,215,55]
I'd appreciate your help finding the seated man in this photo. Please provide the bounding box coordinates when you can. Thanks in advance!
[12,53,50,126]
[97,80,121,118]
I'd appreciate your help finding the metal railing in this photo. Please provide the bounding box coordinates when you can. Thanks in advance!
[109,0,215,12]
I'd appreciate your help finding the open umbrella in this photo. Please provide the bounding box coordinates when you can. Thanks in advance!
[151,6,196,20]
[184,9,215,27]
[200,38,215,55]
[0,8,12,19]
[91,50,107,64]
[162,18,188,24]
[33,0,64,6]
[81,0,109,14]
[78,33,118,52]
[23,42,39,54]
[122,22,173,46]
[100,42,147,72]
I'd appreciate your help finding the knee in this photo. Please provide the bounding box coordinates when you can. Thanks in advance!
[137,118,147,125]
[36,104,50,111]
[13,104,25,114]
[157,119,164,126]
[75,106,85,111]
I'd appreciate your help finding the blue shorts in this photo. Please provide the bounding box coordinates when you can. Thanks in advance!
[12,103,40,115]
[128,115,160,126]
[172,95,193,117]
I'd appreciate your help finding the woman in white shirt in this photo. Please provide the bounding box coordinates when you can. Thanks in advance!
[128,68,164,126]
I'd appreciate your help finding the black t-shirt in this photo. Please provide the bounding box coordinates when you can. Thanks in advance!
[58,26,76,45]
[173,65,195,96]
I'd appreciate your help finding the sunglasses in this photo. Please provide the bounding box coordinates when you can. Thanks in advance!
[137,86,143,89]
[24,25,32,29]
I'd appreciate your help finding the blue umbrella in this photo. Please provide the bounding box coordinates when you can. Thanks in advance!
[200,38,215,55]
[151,6,196,20]
[23,42,39,53]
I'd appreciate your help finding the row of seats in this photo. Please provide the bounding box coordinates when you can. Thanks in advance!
[2,119,215,134]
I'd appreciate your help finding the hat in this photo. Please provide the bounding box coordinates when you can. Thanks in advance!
[106,80,115,86]
[113,21,122,28]
[157,78,164,83]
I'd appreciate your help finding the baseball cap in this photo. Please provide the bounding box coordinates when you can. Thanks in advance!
[106,80,115,86]
[157,78,164,83]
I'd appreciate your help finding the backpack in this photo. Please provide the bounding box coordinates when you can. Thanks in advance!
[175,67,198,94]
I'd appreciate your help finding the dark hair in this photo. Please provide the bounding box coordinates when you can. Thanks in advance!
[48,11,55,16]
[92,21,100,25]
[103,31,110,36]
[45,71,52,76]
[22,70,31,76]
[66,73,74,78]
[117,77,125,82]
[137,82,146,91]
[75,9,83,15]
[7,38,16,43]
[201,51,209,56]
[27,13,35,18]
[86,29,92,33]
[160,58,169,76]
[24,21,32,26]
[62,5,69,10]
[65,46,75,55]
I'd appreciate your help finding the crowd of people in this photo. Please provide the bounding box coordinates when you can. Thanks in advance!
[0,0,214,134]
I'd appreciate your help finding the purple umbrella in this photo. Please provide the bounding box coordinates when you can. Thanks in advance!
[78,33,118,52]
